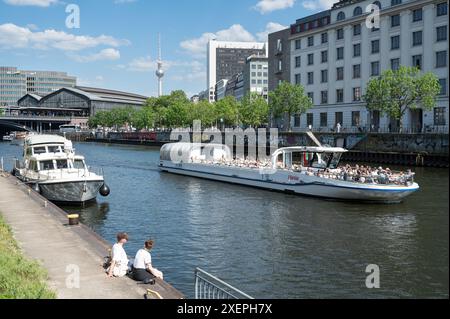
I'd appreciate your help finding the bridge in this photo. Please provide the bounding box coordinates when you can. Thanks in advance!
[0,115,80,136]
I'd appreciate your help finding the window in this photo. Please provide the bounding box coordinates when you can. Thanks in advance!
[307,72,314,85]
[391,58,400,71]
[320,113,328,127]
[337,47,344,60]
[353,64,361,78]
[307,113,314,127]
[252,79,256,84]
[391,14,400,27]
[371,61,380,76]
[353,43,361,57]
[294,114,301,127]
[295,56,301,68]
[307,92,314,103]
[321,69,328,83]
[353,24,361,36]
[321,91,328,104]
[438,78,447,95]
[434,107,446,125]
[371,40,380,53]
[412,31,423,46]
[337,67,344,80]
[295,39,301,50]
[436,51,447,67]
[353,87,361,101]
[413,9,423,22]
[437,2,447,16]
[321,50,328,63]
[335,112,343,126]
[437,26,447,41]
[295,73,301,84]
[276,39,282,52]
[391,35,400,50]
[412,55,422,69]
[308,53,314,65]
[373,1,381,9]
[352,111,361,127]
[308,36,314,47]
[321,32,328,44]
[336,89,344,103]
[337,11,345,21]
[278,60,282,71]
[336,28,344,40]
[39,160,54,171]
[353,6,363,16]
[251,72,256,77]
[391,0,402,6]
[252,64,257,69]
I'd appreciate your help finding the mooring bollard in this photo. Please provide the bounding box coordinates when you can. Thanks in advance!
[68,214,80,226]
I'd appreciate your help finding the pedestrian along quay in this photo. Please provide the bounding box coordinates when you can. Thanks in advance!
[0,172,183,299]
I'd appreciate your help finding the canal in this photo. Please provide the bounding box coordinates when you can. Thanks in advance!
[0,141,448,298]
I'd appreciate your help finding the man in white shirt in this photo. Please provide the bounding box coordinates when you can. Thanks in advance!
[107,232,129,277]
[132,240,163,282]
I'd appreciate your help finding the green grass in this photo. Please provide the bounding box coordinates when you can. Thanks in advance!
[0,214,56,299]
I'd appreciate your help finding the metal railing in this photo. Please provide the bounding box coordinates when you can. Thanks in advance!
[290,125,449,134]
[194,268,253,300]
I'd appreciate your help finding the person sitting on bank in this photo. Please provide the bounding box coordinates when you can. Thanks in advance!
[132,240,163,282]
[107,232,129,278]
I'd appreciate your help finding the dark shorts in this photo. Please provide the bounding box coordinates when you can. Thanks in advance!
[132,267,155,282]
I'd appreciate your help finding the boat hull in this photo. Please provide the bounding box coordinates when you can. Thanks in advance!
[38,180,104,203]
[160,162,419,203]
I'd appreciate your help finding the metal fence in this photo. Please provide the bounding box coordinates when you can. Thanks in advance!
[194,268,253,300]
[290,125,449,134]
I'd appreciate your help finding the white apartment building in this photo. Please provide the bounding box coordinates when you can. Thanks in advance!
[287,0,448,132]
[243,55,269,101]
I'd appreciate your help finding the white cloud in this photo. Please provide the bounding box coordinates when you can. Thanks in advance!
[180,24,256,58]
[256,22,287,41]
[254,0,295,14]
[95,75,104,81]
[3,0,58,6]
[0,23,130,51]
[301,0,334,11]
[70,48,121,63]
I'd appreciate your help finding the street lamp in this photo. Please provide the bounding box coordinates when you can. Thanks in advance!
[220,118,224,131]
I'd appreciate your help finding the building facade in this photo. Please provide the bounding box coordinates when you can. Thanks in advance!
[0,67,76,107]
[215,79,229,101]
[243,55,269,101]
[271,0,448,132]
[268,28,292,93]
[207,40,268,93]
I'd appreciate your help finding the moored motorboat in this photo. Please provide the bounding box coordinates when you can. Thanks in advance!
[14,134,110,204]
[159,143,419,203]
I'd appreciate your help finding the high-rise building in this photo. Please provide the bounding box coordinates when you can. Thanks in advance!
[207,40,268,96]
[0,66,76,107]
[269,0,449,132]
[243,54,269,101]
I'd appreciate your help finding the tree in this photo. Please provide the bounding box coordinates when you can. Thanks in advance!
[269,82,313,131]
[214,96,239,127]
[363,66,441,128]
[239,93,269,128]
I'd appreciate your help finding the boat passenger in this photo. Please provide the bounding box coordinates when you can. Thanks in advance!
[107,232,129,278]
[132,240,164,281]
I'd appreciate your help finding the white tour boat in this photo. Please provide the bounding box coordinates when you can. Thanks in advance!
[14,134,110,203]
[159,142,419,203]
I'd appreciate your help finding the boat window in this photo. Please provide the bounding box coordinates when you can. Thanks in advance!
[29,160,38,172]
[39,160,54,171]
[311,153,329,169]
[56,160,68,169]
[73,159,85,169]
[329,153,343,169]
[48,146,61,153]
[33,147,46,155]
[26,148,32,156]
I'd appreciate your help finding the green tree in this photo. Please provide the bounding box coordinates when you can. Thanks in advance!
[239,93,270,128]
[269,82,313,131]
[363,66,441,128]
[215,96,239,127]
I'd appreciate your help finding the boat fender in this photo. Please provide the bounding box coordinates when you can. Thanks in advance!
[99,184,110,197]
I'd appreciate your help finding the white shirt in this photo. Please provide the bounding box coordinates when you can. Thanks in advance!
[133,249,152,270]
[111,243,128,267]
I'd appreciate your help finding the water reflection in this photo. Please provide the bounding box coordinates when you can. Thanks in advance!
[63,201,110,232]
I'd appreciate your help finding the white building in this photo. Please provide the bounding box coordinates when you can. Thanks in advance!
[207,40,268,94]
[285,0,448,132]
[243,55,269,102]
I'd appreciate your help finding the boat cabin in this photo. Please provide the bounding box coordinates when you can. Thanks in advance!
[160,143,232,163]
[24,135,73,158]
[272,147,348,171]
[26,155,86,172]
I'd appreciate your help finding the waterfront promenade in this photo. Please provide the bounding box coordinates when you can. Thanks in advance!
[0,172,183,299]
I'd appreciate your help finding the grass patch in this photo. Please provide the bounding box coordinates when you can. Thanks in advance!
[0,214,56,299]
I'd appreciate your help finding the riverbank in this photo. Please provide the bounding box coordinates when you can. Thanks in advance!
[0,214,56,299]
[0,172,184,299]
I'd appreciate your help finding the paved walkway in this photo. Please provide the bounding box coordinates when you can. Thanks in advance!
[0,172,183,299]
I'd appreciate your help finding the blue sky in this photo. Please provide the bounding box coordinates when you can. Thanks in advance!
[0,0,333,97]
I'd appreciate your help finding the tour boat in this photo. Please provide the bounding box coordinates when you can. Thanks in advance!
[159,142,419,203]
[14,134,110,203]
[2,134,14,142]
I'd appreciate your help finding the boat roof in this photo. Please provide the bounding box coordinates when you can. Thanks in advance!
[25,135,68,146]
[29,154,84,161]
[275,146,348,153]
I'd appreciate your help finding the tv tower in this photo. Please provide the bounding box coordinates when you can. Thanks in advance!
[155,34,164,97]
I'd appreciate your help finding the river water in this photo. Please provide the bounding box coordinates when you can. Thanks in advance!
[0,141,448,299]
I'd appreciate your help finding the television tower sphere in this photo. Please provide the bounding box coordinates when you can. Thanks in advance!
[156,67,164,78]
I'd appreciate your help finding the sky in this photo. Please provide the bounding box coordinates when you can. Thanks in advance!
[0,0,335,98]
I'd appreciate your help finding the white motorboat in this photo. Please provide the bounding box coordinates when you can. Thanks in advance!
[14,134,110,203]
[2,133,14,142]
[159,143,419,203]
